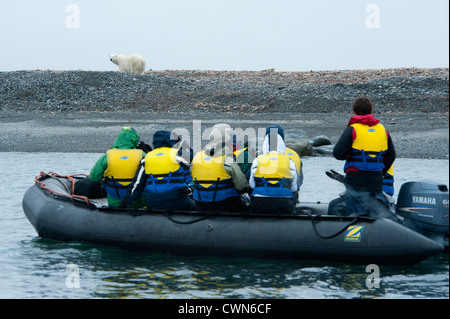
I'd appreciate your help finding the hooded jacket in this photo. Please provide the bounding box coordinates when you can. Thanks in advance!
[90,128,145,207]
[191,124,249,203]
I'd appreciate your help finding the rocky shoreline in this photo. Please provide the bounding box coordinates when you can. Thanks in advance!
[0,68,448,114]
[0,68,448,159]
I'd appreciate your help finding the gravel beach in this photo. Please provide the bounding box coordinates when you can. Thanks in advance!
[0,68,448,159]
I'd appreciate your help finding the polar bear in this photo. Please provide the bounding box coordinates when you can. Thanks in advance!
[109,54,146,74]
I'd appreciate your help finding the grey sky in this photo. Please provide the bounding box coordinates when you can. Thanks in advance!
[0,0,448,71]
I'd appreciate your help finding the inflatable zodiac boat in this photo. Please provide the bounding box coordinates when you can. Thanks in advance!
[22,173,444,266]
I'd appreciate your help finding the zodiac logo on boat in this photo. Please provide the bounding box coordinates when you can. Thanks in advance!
[344,225,365,242]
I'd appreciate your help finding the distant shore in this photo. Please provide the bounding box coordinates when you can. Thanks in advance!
[0,68,448,159]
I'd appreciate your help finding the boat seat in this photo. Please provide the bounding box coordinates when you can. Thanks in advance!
[90,198,108,208]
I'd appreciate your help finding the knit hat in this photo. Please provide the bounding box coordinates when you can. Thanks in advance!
[265,125,284,141]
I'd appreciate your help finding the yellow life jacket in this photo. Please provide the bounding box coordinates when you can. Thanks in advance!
[252,152,294,198]
[192,151,231,187]
[285,147,302,175]
[254,152,293,183]
[234,147,251,161]
[191,150,239,202]
[103,148,142,199]
[351,123,388,153]
[234,147,254,174]
[143,147,190,193]
[383,164,394,195]
[104,148,143,185]
[345,123,388,172]
[144,147,180,178]
[234,148,244,158]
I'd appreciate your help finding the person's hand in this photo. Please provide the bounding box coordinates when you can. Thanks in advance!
[325,170,345,184]
[137,141,153,153]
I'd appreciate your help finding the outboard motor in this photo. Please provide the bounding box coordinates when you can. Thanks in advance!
[396,181,449,249]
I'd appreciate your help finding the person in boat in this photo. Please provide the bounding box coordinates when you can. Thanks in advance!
[285,146,303,197]
[89,127,146,208]
[124,130,196,211]
[382,164,396,214]
[233,134,256,180]
[248,125,299,215]
[333,96,396,217]
[383,164,394,197]
[191,123,250,212]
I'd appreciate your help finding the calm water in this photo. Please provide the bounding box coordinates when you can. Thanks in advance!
[0,152,448,299]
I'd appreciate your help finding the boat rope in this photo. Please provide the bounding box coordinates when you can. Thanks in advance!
[310,215,359,239]
[35,172,92,206]
[163,211,216,225]
[48,175,71,194]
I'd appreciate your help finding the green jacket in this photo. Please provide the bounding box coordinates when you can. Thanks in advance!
[90,128,145,208]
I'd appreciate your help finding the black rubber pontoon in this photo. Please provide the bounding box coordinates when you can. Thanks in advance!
[22,173,444,265]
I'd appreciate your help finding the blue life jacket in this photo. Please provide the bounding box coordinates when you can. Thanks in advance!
[144,147,191,194]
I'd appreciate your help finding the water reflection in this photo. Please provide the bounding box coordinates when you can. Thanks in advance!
[19,238,449,299]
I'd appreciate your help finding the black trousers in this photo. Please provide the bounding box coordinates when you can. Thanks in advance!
[250,197,296,215]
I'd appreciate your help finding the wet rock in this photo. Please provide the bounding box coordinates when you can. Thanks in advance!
[284,129,314,157]
[313,145,335,156]
[309,135,332,147]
